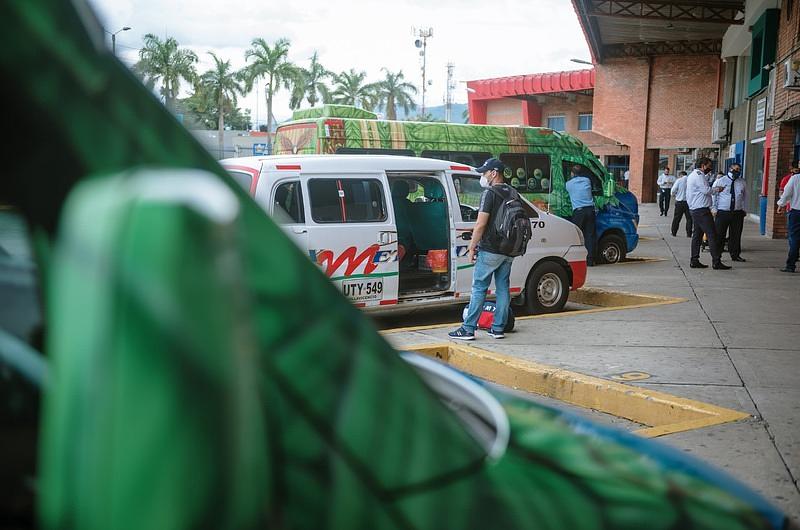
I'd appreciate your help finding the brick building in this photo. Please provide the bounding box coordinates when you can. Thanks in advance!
[764,0,800,237]
[467,70,631,181]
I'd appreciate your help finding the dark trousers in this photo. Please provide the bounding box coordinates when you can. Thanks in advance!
[659,188,671,214]
[787,209,800,270]
[571,206,597,262]
[715,210,745,258]
[671,200,692,236]
[690,207,721,264]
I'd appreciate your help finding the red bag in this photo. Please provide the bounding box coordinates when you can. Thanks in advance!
[463,301,515,332]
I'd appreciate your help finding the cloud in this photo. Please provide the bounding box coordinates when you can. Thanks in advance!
[90,0,591,124]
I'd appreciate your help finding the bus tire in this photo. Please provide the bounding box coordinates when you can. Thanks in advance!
[597,233,626,264]
[525,261,569,314]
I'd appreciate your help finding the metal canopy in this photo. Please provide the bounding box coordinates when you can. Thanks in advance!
[572,0,744,61]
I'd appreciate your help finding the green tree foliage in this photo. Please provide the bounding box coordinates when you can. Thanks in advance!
[289,51,332,110]
[198,52,245,154]
[133,34,198,112]
[375,68,417,120]
[240,38,295,150]
[330,69,379,111]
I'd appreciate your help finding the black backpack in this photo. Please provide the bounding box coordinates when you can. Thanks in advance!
[488,186,532,257]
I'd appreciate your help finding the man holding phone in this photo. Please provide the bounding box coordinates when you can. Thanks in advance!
[686,157,731,270]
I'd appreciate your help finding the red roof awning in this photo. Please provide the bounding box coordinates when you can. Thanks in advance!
[467,69,594,100]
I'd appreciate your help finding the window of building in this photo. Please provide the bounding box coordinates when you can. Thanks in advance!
[498,153,552,193]
[748,9,779,96]
[547,116,566,132]
[272,181,304,224]
[421,150,492,168]
[309,178,386,223]
[578,114,593,131]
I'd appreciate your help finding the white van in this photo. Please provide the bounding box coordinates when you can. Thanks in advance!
[221,155,587,314]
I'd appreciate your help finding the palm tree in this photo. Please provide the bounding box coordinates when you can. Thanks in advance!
[289,51,332,110]
[241,38,296,153]
[375,68,417,120]
[133,34,198,112]
[197,52,245,157]
[330,69,379,110]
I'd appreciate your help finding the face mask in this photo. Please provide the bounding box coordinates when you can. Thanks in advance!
[480,175,489,188]
[703,167,712,175]
[730,170,740,179]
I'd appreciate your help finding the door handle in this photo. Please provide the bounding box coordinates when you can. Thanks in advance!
[379,231,396,244]
[291,227,308,234]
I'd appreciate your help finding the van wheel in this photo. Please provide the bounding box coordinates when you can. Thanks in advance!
[597,233,626,264]
[525,262,569,314]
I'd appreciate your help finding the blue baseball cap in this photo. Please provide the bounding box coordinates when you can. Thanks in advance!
[474,157,506,174]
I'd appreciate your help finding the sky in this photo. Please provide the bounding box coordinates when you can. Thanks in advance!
[88,0,592,127]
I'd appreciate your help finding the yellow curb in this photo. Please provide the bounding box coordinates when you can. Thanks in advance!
[381,287,686,334]
[408,342,750,438]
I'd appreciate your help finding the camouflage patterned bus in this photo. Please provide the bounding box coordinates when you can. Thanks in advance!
[274,105,639,263]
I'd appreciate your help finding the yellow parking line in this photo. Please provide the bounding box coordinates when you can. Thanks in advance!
[638,236,660,241]
[617,256,668,265]
[381,287,686,334]
[409,343,750,438]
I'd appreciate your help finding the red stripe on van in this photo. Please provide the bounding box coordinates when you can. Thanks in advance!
[379,299,398,306]
[450,165,471,171]
[275,164,301,170]
[510,287,522,294]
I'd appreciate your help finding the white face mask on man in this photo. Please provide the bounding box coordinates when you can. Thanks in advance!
[480,175,489,188]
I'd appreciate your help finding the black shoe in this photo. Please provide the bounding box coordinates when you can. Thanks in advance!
[690,261,708,269]
[448,327,475,341]
[731,256,746,262]
[712,262,731,270]
[671,233,677,237]
[780,267,796,273]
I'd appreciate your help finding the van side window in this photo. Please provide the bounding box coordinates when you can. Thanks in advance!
[562,161,603,195]
[273,181,304,224]
[309,178,387,223]
[499,154,552,192]
[421,151,491,168]
[229,170,253,194]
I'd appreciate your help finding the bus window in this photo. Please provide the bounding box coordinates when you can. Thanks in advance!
[309,178,387,223]
[273,181,305,224]
[499,153,551,192]
[335,147,415,157]
[421,150,491,168]
[562,161,603,196]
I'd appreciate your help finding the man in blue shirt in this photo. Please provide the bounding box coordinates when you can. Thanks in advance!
[565,164,596,266]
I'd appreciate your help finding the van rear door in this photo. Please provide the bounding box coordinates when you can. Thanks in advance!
[304,171,399,308]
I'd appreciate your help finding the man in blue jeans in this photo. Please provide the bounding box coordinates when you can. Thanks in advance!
[449,158,515,340]
[777,170,800,273]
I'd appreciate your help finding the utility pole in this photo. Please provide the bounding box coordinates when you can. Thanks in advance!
[445,62,455,123]
[413,27,433,117]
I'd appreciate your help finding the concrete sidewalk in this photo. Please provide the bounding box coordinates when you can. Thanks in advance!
[385,202,800,522]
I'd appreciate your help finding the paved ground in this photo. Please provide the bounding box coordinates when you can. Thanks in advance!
[381,203,800,522]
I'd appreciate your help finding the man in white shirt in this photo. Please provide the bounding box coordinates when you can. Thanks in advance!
[670,171,692,237]
[686,157,730,270]
[777,171,800,273]
[657,168,676,216]
[623,169,630,189]
[712,163,747,262]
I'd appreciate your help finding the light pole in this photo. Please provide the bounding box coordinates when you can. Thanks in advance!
[414,27,433,117]
[106,26,131,56]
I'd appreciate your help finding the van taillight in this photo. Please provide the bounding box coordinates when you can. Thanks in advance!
[450,165,471,171]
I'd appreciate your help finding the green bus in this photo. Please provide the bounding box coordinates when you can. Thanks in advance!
[274,105,640,263]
